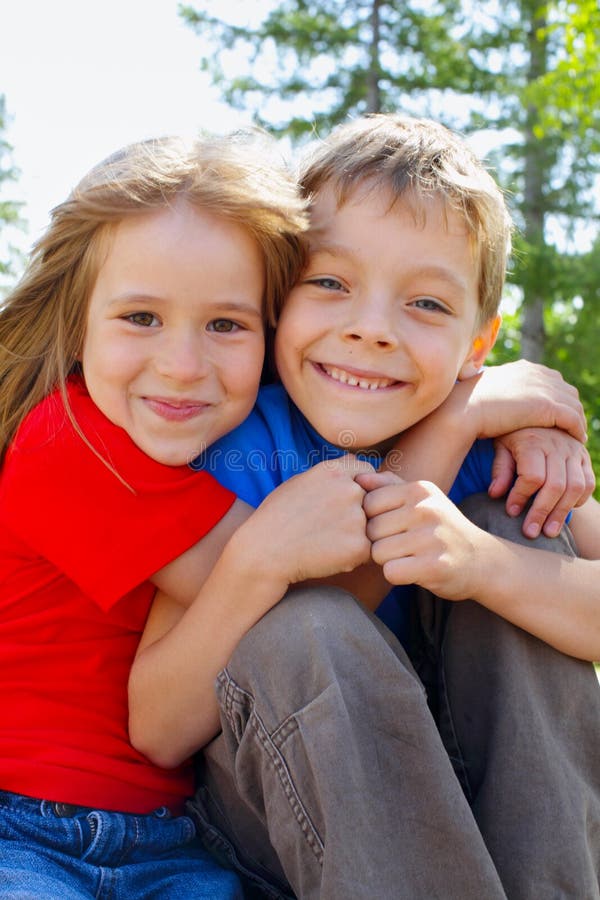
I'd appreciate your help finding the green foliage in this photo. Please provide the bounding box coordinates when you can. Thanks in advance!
[492,240,600,495]
[183,0,600,476]
[180,1,470,139]
[533,0,600,144]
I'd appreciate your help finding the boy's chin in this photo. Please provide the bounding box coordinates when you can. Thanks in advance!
[327,431,400,461]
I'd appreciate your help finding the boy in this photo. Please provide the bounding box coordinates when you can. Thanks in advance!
[130,116,600,898]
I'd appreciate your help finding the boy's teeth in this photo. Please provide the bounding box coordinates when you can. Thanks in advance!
[324,365,393,390]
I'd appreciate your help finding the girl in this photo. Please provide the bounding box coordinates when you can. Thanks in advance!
[0,132,376,897]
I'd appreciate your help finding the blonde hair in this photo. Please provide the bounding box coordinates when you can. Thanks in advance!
[298,114,512,324]
[0,132,307,461]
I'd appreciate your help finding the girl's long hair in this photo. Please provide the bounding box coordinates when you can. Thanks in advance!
[0,133,307,463]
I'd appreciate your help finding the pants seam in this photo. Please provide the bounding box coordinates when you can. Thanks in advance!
[439,641,473,803]
[219,669,325,865]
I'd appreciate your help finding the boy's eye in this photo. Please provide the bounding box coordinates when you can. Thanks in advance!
[125,312,160,327]
[412,297,449,314]
[207,318,239,333]
[307,277,346,292]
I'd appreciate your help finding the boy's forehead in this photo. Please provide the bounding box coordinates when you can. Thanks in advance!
[306,181,471,246]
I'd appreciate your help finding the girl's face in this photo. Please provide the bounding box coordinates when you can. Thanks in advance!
[81,201,265,466]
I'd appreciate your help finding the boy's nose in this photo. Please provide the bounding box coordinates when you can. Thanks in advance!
[342,305,398,349]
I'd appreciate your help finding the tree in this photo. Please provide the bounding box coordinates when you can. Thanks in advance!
[454,0,600,362]
[0,94,23,287]
[183,0,600,468]
[182,1,599,342]
[180,1,470,139]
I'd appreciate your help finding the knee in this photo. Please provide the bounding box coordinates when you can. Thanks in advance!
[459,492,577,557]
[231,586,365,673]
[225,586,400,705]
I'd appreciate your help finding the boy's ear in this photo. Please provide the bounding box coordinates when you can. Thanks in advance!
[457,314,501,380]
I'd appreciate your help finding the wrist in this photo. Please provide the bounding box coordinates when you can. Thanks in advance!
[225,515,291,599]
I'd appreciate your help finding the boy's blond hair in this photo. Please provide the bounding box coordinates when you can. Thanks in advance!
[297,114,512,325]
[0,132,307,460]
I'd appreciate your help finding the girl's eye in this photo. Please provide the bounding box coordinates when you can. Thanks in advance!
[307,277,345,292]
[208,318,239,333]
[125,312,160,327]
[413,297,449,314]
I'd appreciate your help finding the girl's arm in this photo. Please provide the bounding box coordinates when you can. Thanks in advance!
[129,457,374,768]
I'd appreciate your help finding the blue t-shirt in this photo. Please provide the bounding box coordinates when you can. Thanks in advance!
[194,384,495,646]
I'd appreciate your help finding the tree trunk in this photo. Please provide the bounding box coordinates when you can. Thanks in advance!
[366,0,382,113]
[520,1,548,363]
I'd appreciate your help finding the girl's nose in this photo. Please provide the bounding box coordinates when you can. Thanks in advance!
[155,331,210,384]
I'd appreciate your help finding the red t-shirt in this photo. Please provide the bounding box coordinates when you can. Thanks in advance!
[0,378,235,813]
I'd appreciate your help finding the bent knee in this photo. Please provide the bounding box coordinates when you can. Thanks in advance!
[233,586,364,664]
[459,493,577,556]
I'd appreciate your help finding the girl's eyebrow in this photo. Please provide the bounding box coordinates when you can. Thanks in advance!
[105,295,263,319]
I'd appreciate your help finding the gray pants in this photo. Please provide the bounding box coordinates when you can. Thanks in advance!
[189,496,600,899]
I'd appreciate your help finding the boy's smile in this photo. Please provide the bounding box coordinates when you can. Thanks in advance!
[81,201,265,466]
[274,184,497,454]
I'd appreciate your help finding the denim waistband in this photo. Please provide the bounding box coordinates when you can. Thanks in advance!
[0,789,172,820]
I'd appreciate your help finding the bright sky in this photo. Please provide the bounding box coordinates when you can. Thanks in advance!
[0,0,267,262]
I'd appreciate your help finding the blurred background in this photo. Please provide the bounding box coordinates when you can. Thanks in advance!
[1,0,599,478]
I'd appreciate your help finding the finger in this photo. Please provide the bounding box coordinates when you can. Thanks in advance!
[355,470,404,492]
[362,483,408,519]
[325,454,376,476]
[541,455,589,537]
[520,454,567,538]
[366,506,409,542]
[554,400,587,444]
[578,451,596,506]
[381,556,420,586]
[488,442,516,498]
[503,449,546,518]
[370,533,414,570]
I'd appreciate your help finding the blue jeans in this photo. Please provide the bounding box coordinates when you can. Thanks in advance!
[0,790,243,899]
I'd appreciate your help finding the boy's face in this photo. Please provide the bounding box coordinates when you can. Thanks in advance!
[274,184,498,454]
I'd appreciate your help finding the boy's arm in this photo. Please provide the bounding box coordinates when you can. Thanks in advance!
[382,360,592,536]
[361,473,600,661]
[129,457,374,768]
[309,363,592,614]
[568,497,600,559]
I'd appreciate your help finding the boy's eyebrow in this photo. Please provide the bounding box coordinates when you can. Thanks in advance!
[306,238,473,297]
[403,265,473,297]
[305,234,356,260]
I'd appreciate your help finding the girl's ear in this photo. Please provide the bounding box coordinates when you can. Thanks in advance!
[457,314,501,380]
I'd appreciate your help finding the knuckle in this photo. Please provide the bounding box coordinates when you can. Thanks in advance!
[517,473,545,492]
[545,474,567,495]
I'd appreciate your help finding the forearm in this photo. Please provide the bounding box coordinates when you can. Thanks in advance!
[129,457,374,768]
[129,538,290,768]
[381,404,477,493]
[465,529,600,661]
[382,392,476,492]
